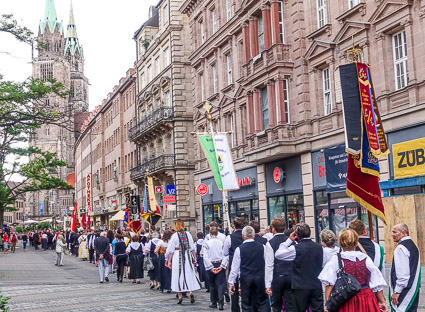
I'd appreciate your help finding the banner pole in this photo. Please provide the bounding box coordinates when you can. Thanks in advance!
[368,210,374,241]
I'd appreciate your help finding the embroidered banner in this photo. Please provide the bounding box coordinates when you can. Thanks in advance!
[360,119,380,178]
[212,134,240,191]
[198,135,223,190]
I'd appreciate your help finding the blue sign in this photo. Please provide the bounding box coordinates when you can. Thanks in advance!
[324,144,348,193]
[166,185,176,195]
[40,202,44,215]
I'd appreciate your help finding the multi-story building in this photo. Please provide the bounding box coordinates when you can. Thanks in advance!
[130,1,196,230]
[75,69,137,229]
[27,0,89,218]
[181,0,425,250]
[3,182,26,225]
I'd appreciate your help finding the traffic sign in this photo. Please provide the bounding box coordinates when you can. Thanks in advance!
[196,184,208,196]
[166,185,176,195]
[155,186,163,193]
[164,195,176,203]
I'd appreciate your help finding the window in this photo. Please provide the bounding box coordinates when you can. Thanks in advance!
[226,0,232,21]
[322,67,332,115]
[258,15,264,53]
[276,79,290,123]
[155,57,160,75]
[393,30,409,90]
[227,54,233,84]
[200,73,205,101]
[165,91,171,106]
[317,0,327,28]
[212,65,218,93]
[230,113,235,148]
[148,65,152,82]
[212,9,218,33]
[45,126,50,136]
[163,4,169,24]
[200,20,206,44]
[278,1,285,43]
[261,87,268,129]
[348,0,360,9]
[164,47,170,67]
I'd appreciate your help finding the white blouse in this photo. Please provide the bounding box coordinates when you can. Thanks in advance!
[318,250,387,292]
[323,246,340,266]
[165,232,195,258]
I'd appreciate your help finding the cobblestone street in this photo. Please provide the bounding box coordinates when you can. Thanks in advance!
[0,243,212,312]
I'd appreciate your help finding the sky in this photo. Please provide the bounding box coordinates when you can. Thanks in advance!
[0,0,158,111]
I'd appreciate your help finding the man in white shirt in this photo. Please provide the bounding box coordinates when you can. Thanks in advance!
[228,226,270,312]
[263,226,274,241]
[203,226,228,310]
[390,223,421,312]
[205,221,226,243]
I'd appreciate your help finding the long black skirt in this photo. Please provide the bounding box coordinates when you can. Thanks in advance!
[158,253,172,290]
[41,238,48,250]
[129,254,144,280]
[148,254,159,282]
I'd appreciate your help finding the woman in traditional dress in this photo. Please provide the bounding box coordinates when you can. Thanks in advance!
[166,219,200,304]
[126,234,145,284]
[78,231,89,260]
[146,232,161,289]
[155,230,172,293]
[319,228,387,312]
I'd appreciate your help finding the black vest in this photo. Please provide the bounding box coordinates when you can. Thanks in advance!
[269,234,293,278]
[150,240,157,257]
[356,237,376,260]
[229,230,244,267]
[293,239,323,289]
[239,241,265,281]
[129,244,144,257]
[254,234,267,245]
[391,239,420,304]
[114,241,127,256]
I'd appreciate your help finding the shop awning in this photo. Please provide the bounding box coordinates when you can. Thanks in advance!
[110,210,125,221]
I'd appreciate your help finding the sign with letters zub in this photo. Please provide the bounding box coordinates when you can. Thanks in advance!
[393,137,425,179]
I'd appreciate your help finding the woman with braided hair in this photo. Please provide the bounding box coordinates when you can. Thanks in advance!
[166,219,200,304]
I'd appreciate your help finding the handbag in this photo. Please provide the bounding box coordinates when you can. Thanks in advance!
[64,249,70,256]
[143,256,154,271]
[326,253,362,312]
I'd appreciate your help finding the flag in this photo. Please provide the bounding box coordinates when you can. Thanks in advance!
[141,176,161,226]
[52,216,56,229]
[81,212,86,230]
[71,203,77,231]
[198,134,239,191]
[87,214,91,231]
[124,205,129,223]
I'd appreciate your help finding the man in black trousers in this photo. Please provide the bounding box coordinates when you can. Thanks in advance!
[223,217,245,312]
[87,229,96,263]
[265,218,294,312]
[228,225,270,312]
[275,223,324,312]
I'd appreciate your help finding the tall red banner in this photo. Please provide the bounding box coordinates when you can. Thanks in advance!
[71,203,77,231]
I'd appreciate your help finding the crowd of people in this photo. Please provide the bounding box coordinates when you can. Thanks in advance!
[1,218,420,312]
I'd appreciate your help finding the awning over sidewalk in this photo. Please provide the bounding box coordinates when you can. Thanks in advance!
[110,210,125,221]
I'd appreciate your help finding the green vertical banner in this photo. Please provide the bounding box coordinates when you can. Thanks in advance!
[198,135,223,190]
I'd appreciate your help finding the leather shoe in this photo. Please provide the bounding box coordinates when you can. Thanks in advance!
[208,303,217,308]
[218,303,224,311]
[224,293,230,303]
[105,277,109,282]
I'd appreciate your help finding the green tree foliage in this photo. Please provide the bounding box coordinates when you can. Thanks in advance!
[0,14,72,225]
[14,225,23,233]
[36,221,50,230]
[0,290,11,312]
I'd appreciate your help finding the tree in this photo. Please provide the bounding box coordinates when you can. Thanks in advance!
[0,14,72,225]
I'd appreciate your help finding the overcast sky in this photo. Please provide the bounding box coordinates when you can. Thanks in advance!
[0,0,157,110]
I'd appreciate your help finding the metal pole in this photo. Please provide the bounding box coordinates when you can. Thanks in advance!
[368,211,374,241]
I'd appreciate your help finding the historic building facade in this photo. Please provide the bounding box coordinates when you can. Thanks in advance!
[181,0,425,246]
[75,69,137,229]
[27,0,89,218]
[130,1,196,231]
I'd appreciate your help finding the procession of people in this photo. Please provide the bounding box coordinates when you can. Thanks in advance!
[1,217,421,312]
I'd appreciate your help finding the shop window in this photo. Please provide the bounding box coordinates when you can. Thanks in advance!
[203,204,223,232]
[393,30,409,90]
[261,87,269,130]
[268,193,304,229]
[229,200,259,225]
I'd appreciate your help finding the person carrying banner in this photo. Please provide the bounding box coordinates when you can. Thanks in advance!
[390,224,421,312]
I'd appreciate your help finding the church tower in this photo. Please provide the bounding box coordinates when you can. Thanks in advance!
[27,0,89,218]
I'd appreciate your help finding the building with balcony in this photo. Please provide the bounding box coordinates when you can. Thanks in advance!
[130,1,196,231]
[74,69,137,229]
[181,0,425,249]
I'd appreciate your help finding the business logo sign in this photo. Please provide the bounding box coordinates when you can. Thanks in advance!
[238,176,255,187]
[155,186,163,193]
[166,185,176,195]
[273,167,283,183]
[86,174,91,212]
[393,137,425,179]
[196,184,208,196]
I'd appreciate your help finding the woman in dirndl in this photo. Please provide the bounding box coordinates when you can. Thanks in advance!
[319,228,388,312]
[155,230,172,293]
[166,219,200,304]
[126,235,145,284]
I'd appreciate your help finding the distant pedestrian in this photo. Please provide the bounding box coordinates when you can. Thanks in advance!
[87,229,96,263]
[155,230,172,293]
[390,224,421,312]
[250,220,267,245]
[95,232,110,283]
[114,235,127,283]
[41,231,48,250]
[145,232,160,289]
[55,235,67,266]
[22,232,28,251]
[319,229,339,266]
[33,231,39,250]
[196,232,208,291]
[10,232,17,253]
[126,234,145,284]
[78,231,89,260]
[2,232,9,254]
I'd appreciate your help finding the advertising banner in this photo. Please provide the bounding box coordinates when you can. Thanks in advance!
[213,134,239,191]
[393,137,425,179]
[324,144,348,193]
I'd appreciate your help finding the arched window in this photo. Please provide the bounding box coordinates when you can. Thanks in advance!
[45,126,50,136]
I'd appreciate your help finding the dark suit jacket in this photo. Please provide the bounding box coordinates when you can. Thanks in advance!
[94,236,110,261]
[254,234,268,245]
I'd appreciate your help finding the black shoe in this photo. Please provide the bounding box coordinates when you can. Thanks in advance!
[150,285,155,289]
[218,303,224,311]
[177,298,183,304]
[190,294,195,304]
[206,289,210,293]
[167,289,172,293]
[100,281,104,283]
[105,277,109,282]
[208,303,217,308]
[120,279,123,283]
[224,293,230,303]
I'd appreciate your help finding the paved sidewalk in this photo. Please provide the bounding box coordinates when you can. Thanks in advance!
[0,243,214,312]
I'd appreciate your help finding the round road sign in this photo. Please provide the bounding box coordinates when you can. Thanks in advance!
[196,184,208,196]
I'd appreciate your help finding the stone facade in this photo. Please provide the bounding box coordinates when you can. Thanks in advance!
[75,69,137,230]
[27,0,89,218]
[130,0,196,231]
[181,0,425,242]
[3,182,26,224]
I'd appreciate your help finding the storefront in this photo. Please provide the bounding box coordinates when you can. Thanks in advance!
[201,177,223,232]
[228,167,259,224]
[312,145,378,242]
[266,157,304,229]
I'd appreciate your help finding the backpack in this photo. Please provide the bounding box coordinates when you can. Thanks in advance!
[11,235,16,242]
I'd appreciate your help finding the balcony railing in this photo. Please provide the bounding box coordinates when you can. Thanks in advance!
[129,106,174,141]
[130,154,175,180]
